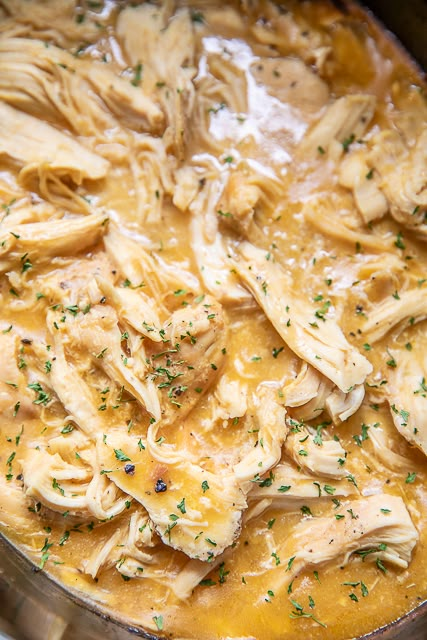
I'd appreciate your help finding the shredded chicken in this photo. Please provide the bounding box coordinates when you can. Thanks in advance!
[233,242,372,391]
[283,363,364,423]
[0,213,108,273]
[339,150,389,224]
[361,288,427,343]
[234,387,287,486]
[385,345,427,456]
[82,510,158,579]
[0,2,425,636]
[266,494,418,598]
[48,304,161,421]
[117,4,196,159]
[284,424,347,478]
[368,127,427,237]
[299,94,376,159]
[0,101,109,182]
[148,295,228,425]
[98,431,247,560]
[248,461,358,504]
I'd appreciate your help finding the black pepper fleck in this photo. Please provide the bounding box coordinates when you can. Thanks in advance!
[124,464,135,475]
[155,478,167,493]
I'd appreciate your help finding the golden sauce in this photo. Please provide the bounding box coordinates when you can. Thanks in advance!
[0,1,426,639]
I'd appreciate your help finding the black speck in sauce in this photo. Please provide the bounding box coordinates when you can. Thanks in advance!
[124,464,135,475]
[155,478,167,493]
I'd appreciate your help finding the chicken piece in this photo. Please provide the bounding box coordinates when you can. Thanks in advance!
[0,213,108,273]
[48,334,105,439]
[368,127,427,237]
[339,151,389,224]
[248,461,358,504]
[173,166,201,213]
[0,37,113,136]
[0,37,164,138]
[82,510,158,579]
[170,555,227,600]
[1,0,101,48]
[268,494,418,598]
[234,387,287,485]
[213,376,248,422]
[47,430,92,464]
[54,305,161,421]
[103,226,157,292]
[250,5,329,66]
[284,425,347,478]
[283,363,364,423]
[85,65,164,134]
[303,198,392,252]
[104,224,200,315]
[299,95,376,158]
[283,362,331,413]
[250,57,329,117]
[21,449,91,516]
[117,5,196,158]
[361,288,427,342]
[147,296,227,425]
[359,406,414,472]
[96,277,162,342]
[99,431,247,561]
[385,345,427,456]
[46,429,129,520]
[190,192,253,305]
[216,170,261,235]
[325,384,365,423]
[234,242,372,391]
[0,101,109,181]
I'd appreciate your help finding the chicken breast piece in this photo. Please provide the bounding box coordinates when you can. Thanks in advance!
[99,431,247,561]
[283,362,364,423]
[0,213,108,273]
[386,345,427,456]
[368,127,427,236]
[21,449,91,516]
[147,295,228,425]
[339,150,389,224]
[299,94,376,158]
[50,304,161,421]
[248,461,357,503]
[0,101,109,181]
[48,334,105,439]
[234,387,287,486]
[250,57,329,117]
[266,494,418,599]
[82,510,158,580]
[361,288,427,343]
[117,4,196,158]
[234,242,372,391]
[284,425,347,479]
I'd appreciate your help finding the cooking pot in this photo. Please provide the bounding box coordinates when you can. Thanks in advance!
[0,1,426,639]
